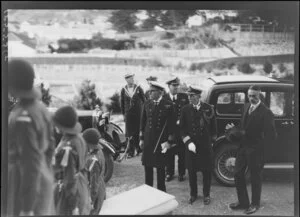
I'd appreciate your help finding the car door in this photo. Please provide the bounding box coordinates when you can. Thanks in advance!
[263,86,295,163]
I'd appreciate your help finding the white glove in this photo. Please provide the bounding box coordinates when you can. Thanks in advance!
[139,140,144,150]
[99,119,105,126]
[72,207,79,215]
[161,141,170,153]
[225,122,235,130]
[188,142,196,153]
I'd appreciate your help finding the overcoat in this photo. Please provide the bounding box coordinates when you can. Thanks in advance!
[120,84,145,137]
[8,99,56,216]
[235,102,277,173]
[140,99,174,168]
[162,92,189,154]
[180,102,217,171]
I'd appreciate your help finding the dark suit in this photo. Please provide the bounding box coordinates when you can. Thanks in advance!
[234,102,277,207]
[180,102,217,197]
[120,84,145,156]
[140,99,174,191]
[163,93,189,178]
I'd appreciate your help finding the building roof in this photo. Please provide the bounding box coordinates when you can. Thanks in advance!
[209,75,279,84]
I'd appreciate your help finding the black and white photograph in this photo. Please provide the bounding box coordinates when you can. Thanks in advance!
[2,1,299,216]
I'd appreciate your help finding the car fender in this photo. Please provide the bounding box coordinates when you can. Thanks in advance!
[99,138,116,155]
[212,135,239,151]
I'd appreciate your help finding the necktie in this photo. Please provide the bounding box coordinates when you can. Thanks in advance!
[249,105,254,114]
[172,96,176,102]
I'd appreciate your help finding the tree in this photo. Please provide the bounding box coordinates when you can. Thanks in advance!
[108,10,138,33]
[75,79,103,110]
[106,91,121,114]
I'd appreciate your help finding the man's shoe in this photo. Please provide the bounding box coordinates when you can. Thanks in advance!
[204,196,211,205]
[229,202,249,210]
[244,205,259,215]
[178,175,185,182]
[188,196,197,205]
[165,175,173,182]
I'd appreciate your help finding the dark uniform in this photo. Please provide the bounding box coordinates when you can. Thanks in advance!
[163,92,189,180]
[145,76,158,101]
[139,83,174,192]
[180,91,217,201]
[121,83,145,156]
[233,102,276,209]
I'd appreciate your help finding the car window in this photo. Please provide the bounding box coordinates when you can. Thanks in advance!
[270,92,287,117]
[216,92,245,115]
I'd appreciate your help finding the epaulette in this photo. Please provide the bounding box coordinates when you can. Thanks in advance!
[16,110,32,123]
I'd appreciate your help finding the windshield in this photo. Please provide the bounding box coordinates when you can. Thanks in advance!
[198,78,215,102]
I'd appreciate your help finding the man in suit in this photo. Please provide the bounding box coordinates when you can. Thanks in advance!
[180,86,217,205]
[139,81,174,192]
[227,85,277,215]
[120,73,146,158]
[145,76,158,100]
[163,77,189,182]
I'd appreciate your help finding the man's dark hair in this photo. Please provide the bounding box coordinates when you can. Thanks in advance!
[249,85,261,92]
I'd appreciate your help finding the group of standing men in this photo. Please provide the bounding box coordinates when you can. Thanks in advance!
[120,73,217,205]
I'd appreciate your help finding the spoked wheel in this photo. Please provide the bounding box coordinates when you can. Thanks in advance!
[214,144,249,187]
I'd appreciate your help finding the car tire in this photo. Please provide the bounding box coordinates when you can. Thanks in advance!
[103,149,114,183]
[213,143,250,187]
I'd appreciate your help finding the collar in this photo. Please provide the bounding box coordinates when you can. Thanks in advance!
[169,93,177,100]
[153,96,162,104]
[192,100,201,110]
[250,100,261,111]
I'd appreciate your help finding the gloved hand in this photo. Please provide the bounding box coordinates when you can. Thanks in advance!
[139,140,144,150]
[225,122,235,130]
[188,142,196,153]
[161,141,171,153]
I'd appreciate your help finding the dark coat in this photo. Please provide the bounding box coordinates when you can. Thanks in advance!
[8,99,56,216]
[140,99,174,168]
[180,102,217,171]
[120,84,145,137]
[162,92,189,154]
[235,102,277,172]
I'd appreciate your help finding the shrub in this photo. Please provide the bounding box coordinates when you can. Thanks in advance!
[150,57,164,67]
[238,62,254,74]
[75,79,103,110]
[278,63,287,73]
[263,61,273,74]
[189,63,198,71]
[106,91,121,114]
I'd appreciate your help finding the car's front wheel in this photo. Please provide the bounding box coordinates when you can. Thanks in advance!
[214,143,249,187]
[103,149,114,183]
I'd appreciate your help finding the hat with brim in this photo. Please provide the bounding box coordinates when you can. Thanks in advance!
[146,76,158,81]
[186,86,202,95]
[149,81,165,91]
[124,72,135,79]
[225,126,245,143]
[53,106,82,135]
[10,86,42,99]
[166,77,180,85]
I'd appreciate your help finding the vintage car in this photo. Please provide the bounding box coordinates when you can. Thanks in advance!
[198,75,295,186]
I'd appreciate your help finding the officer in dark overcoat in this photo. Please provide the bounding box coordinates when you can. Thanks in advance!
[145,76,158,100]
[139,81,174,192]
[163,77,189,182]
[120,73,145,157]
[227,85,277,215]
[7,59,56,216]
[180,86,217,205]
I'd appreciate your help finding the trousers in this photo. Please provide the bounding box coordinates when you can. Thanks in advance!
[188,169,211,197]
[144,166,166,192]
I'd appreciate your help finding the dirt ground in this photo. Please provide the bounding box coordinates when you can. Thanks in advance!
[105,155,295,216]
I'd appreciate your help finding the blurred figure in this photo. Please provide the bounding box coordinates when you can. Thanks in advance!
[52,106,92,215]
[120,73,145,158]
[7,59,56,216]
[92,104,102,128]
[145,76,158,100]
[83,128,106,215]
[163,77,189,182]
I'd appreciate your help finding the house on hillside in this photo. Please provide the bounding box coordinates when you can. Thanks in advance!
[8,32,36,57]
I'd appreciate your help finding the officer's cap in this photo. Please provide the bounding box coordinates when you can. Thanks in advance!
[166,77,180,86]
[149,81,165,91]
[124,72,135,79]
[186,86,202,95]
[146,76,157,81]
